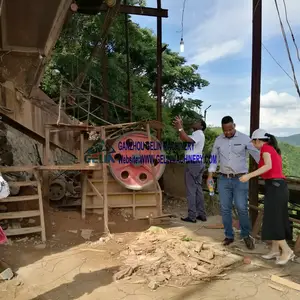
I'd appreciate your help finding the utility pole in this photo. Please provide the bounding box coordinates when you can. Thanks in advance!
[249,0,262,225]
[156,0,162,140]
[204,105,211,121]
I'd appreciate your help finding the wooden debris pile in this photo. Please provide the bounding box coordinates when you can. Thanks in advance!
[114,226,243,289]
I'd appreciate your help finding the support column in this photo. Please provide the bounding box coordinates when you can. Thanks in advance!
[249,0,262,225]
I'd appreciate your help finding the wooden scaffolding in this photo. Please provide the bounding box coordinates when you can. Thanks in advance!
[39,121,164,234]
[0,166,46,241]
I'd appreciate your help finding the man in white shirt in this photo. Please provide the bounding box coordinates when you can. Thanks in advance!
[173,116,206,223]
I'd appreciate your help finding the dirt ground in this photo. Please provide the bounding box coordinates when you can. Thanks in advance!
[0,195,300,300]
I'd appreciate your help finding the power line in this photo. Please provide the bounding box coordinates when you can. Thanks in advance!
[274,0,300,98]
[282,0,300,62]
[262,43,294,82]
[251,0,298,90]
[180,0,187,39]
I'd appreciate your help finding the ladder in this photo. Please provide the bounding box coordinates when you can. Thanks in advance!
[0,166,46,242]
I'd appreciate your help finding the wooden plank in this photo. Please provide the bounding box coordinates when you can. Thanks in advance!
[81,173,87,220]
[249,204,261,211]
[101,127,109,234]
[0,195,39,202]
[34,170,46,242]
[80,132,85,163]
[249,205,300,225]
[252,209,264,238]
[268,284,285,292]
[289,217,300,225]
[204,224,224,229]
[43,126,50,202]
[295,235,300,254]
[8,181,38,187]
[86,191,159,196]
[0,210,40,219]
[271,275,300,292]
[0,166,37,172]
[146,123,161,216]
[38,164,102,171]
[43,0,73,57]
[0,0,7,48]
[5,226,42,236]
[86,204,157,209]
[87,179,104,202]
[133,190,136,218]
[46,123,103,131]
[90,179,115,183]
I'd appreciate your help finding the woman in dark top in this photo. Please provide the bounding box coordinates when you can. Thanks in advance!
[239,129,294,265]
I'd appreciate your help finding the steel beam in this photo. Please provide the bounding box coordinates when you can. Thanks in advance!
[78,4,168,18]
[156,0,162,141]
[249,0,262,226]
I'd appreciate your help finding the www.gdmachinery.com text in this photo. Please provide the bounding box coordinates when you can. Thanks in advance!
[117,154,217,164]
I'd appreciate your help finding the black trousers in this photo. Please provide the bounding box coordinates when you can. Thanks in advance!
[262,179,293,241]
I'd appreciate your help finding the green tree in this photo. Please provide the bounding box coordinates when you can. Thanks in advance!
[41,5,212,146]
[281,153,290,176]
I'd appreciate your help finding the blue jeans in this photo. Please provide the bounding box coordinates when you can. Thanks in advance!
[217,175,251,239]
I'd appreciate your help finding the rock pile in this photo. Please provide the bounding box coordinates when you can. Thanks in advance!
[114,226,243,289]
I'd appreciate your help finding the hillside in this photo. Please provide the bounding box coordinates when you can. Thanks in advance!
[277,134,300,146]
[280,142,300,177]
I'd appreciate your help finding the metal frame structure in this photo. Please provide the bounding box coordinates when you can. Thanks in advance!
[70,0,167,139]
[0,1,168,159]
[249,0,262,225]
[39,121,164,234]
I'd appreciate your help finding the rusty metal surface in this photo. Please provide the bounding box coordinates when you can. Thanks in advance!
[77,2,168,17]
[1,0,65,51]
[0,51,41,95]
[0,0,72,95]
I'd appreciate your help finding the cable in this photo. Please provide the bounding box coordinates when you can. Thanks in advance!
[180,0,187,39]
[282,0,300,62]
[262,43,294,82]
[274,0,300,98]
[251,1,298,91]
[253,0,261,19]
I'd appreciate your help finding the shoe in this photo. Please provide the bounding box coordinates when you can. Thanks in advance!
[261,252,280,260]
[181,217,196,223]
[275,252,295,265]
[196,216,207,222]
[223,238,234,246]
[243,235,255,250]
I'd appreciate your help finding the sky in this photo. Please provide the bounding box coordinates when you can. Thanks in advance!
[131,0,300,137]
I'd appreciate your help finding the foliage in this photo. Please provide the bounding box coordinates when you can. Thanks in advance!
[41,6,212,147]
[280,143,300,177]
[277,134,300,147]
[281,153,290,176]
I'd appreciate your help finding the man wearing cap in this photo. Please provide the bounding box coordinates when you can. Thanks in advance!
[207,116,260,250]
[173,116,207,223]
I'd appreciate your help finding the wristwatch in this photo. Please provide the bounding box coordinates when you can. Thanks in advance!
[178,128,183,132]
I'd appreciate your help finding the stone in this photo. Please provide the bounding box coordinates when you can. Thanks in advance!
[35,244,46,250]
[148,281,159,290]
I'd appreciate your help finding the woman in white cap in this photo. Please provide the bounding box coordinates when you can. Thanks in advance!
[239,129,294,265]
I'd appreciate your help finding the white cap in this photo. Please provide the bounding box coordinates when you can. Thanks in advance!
[251,128,269,140]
